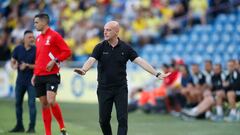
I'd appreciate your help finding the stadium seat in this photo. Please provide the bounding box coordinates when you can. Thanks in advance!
[138,10,239,66]
[165,35,179,44]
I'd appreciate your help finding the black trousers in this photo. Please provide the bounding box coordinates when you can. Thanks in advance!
[15,83,36,128]
[97,85,128,135]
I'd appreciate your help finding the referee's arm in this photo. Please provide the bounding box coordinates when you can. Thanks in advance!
[74,57,96,75]
[133,57,170,79]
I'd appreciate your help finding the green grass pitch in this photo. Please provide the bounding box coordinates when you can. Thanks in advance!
[0,99,239,135]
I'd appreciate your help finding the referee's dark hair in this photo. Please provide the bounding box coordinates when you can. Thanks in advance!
[24,30,33,36]
[34,13,50,24]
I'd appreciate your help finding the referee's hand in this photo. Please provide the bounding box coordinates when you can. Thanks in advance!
[74,68,86,75]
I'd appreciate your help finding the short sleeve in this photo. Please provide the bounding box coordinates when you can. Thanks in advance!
[91,43,102,60]
[189,76,194,85]
[12,46,19,60]
[127,45,138,61]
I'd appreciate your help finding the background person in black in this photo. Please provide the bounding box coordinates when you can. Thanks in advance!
[223,60,240,122]
[210,64,226,121]
[181,64,214,119]
[191,63,207,103]
[9,30,36,133]
[74,21,170,135]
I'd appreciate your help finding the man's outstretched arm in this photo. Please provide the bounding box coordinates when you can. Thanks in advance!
[133,57,170,79]
[74,57,97,75]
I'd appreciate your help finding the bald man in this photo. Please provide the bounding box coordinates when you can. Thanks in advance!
[74,21,170,135]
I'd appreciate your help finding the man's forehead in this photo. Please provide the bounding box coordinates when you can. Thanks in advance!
[104,24,112,29]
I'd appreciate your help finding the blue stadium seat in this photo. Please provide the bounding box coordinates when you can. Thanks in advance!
[154,44,164,53]
[143,45,154,55]
[215,14,228,24]
[189,33,199,44]
[179,34,188,44]
[195,44,205,53]
[228,14,237,23]
[212,54,222,64]
[139,11,240,66]
[223,54,231,62]
[175,43,184,54]
[224,23,234,33]
[213,23,224,33]
[74,55,88,62]
[192,25,213,34]
[221,33,231,44]
[192,53,203,64]
[165,45,174,54]
[206,44,214,54]
[210,33,220,44]
[227,44,237,54]
[161,53,172,64]
[200,33,210,44]
[215,43,226,53]
[185,44,194,53]
[165,35,179,44]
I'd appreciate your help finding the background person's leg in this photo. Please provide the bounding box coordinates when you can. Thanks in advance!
[9,84,26,132]
[27,85,36,132]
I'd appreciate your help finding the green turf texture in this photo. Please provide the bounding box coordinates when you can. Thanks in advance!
[0,99,239,135]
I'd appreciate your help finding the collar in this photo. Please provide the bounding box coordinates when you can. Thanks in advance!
[107,38,121,48]
[41,27,51,35]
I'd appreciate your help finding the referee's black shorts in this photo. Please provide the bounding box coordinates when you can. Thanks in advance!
[34,74,60,97]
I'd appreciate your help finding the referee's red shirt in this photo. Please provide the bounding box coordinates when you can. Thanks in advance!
[34,28,71,76]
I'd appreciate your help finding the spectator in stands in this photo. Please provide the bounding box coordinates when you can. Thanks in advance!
[188,0,208,26]
[164,0,189,35]
[0,35,11,65]
[209,0,230,18]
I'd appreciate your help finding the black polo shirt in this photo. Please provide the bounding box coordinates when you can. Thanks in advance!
[91,39,138,88]
[192,72,206,86]
[225,70,240,90]
[12,45,36,85]
[211,72,225,91]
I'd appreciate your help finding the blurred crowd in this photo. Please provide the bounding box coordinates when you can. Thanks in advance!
[128,59,240,122]
[0,0,235,62]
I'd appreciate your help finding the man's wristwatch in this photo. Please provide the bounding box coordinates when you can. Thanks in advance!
[156,72,161,78]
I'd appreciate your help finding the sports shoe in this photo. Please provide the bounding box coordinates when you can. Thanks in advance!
[170,111,181,117]
[9,125,25,133]
[224,114,238,122]
[210,115,224,122]
[26,127,35,133]
[60,128,68,135]
[181,108,197,117]
[180,113,196,121]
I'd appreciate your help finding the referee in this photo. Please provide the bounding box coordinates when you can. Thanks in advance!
[32,13,71,135]
[74,21,170,135]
